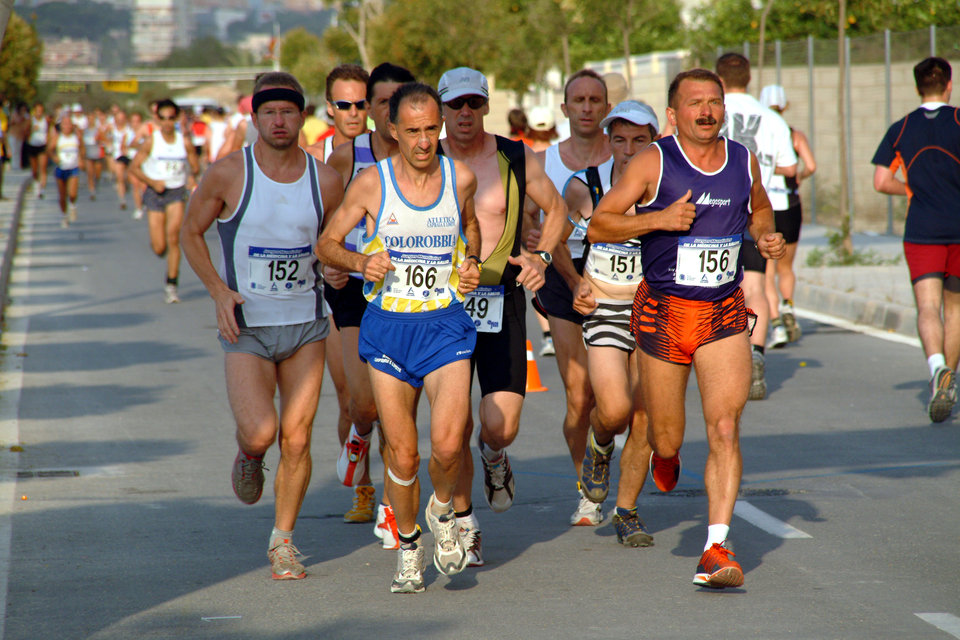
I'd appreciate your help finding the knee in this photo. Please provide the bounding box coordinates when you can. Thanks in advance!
[389,446,420,479]
[596,400,631,433]
[349,399,378,426]
[278,429,311,461]
[707,417,740,453]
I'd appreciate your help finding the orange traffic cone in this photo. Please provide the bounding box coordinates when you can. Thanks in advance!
[525,339,548,393]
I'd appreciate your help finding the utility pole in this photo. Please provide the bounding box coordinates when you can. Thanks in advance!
[0,0,15,43]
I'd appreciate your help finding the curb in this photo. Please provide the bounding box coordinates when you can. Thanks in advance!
[0,178,30,329]
[794,279,916,337]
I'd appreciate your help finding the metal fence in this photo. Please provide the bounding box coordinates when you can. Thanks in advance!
[730,24,960,235]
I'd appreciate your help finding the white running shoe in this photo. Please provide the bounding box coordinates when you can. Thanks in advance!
[539,336,555,357]
[459,522,484,567]
[749,350,766,400]
[132,207,143,220]
[164,284,180,304]
[337,424,371,487]
[768,320,788,349]
[68,203,78,222]
[375,504,399,549]
[60,217,69,229]
[480,442,515,513]
[570,484,603,526]
[391,541,425,593]
[425,495,467,576]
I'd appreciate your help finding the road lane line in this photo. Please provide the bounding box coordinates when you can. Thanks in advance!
[734,500,813,539]
[916,613,960,638]
[795,308,920,348]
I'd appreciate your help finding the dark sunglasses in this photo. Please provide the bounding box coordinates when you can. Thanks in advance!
[333,100,367,111]
[444,96,488,110]
[157,114,177,121]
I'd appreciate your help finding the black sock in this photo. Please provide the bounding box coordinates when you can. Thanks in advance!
[454,504,473,519]
[166,276,178,286]
[543,330,551,338]
[398,526,421,547]
[752,344,765,356]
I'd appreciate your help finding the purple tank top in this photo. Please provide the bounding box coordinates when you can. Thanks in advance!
[636,136,753,301]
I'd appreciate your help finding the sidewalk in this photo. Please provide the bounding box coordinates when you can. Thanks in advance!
[0,169,918,339]
[794,223,916,338]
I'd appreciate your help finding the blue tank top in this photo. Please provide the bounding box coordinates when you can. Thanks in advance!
[635,135,753,301]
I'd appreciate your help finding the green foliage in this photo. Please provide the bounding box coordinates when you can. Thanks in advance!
[15,0,129,39]
[154,36,254,68]
[691,0,960,61]
[280,28,337,97]
[0,14,43,104]
[567,0,685,67]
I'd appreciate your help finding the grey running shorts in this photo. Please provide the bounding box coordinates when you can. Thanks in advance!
[219,318,330,363]
[143,186,188,212]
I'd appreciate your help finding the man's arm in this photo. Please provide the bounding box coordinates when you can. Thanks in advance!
[793,129,817,182]
[589,147,695,243]
[315,168,392,282]
[746,153,785,261]
[180,156,246,342]
[774,163,798,177]
[454,163,481,294]
[128,136,160,192]
[326,140,354,188]
[509,146,567,292]
[873,164,907,196]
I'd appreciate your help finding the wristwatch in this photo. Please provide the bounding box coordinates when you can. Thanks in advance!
[466,255,483,272]
[534,250,552,266]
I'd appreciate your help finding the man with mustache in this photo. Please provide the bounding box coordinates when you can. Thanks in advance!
[715,53,797,400]
[589,68,785,588]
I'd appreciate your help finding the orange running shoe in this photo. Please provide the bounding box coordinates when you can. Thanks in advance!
[649,452,681,492]
[693,542,744,588]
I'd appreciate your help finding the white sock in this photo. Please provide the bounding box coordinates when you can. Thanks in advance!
[456,513,479,530]
[704,524,730,551]
[928,354,946,377]
[269,526,294,549]
[350,424,371,441]
[430,494,452,516]
[479,438,503,461]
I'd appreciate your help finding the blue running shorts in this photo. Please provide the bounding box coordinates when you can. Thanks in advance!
[358,302,476,388]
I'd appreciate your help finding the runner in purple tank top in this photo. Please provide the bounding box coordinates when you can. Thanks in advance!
[589,68,785,589]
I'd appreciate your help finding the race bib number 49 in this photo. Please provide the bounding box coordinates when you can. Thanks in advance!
[383,252,453,302]
[675,235,741,287]
[464,285,504,333]
[248,245,313,293]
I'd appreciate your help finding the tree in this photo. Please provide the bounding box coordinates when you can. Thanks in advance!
[280,27,336,97]
[154,36,253,68]
[0,12,42,104]
[324,0,386,70]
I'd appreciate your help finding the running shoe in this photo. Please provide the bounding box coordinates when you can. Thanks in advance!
[480,443,515,513]
[780,301,801,342]
[120,202,127,211]
[374,504,400,550]
[459,522,484,567]
[612,510,654,548]
[579,429,613,503]
[539,336,555,357]
[344,485,376,523]
[693,541,744,588]
[231,450,265,504]
[132,207,143,220]
[391,542,425,593]
[749,350,766,401]
[68,203,78,222]
[927,366,957,423]
[267,540,306,580]
[570,483,603,526]
[164,284,180,304]
[337,424,371,487]
[768,318,788,349]
[649,451,681,493]
[424,495,467,576]
[60,217,69,229]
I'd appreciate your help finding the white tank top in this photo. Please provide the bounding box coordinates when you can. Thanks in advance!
[207,120,228,161]
[56,132,81,170]
[360,155,466,313]
[142,130,188,189]
[28,116,47,146]
[114,125,134,158]
[216,146,325,328]
[322,136,335,162]
[82,126,98,147]
[544,144,587,259]
[243,115,258,146]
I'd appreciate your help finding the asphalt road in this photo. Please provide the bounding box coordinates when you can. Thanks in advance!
[0,181,958,640]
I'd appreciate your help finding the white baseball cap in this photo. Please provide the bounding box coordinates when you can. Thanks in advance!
[528,105,555,131]
[760,84,787,110]
[437,67,489,102]
[600,100,659,135]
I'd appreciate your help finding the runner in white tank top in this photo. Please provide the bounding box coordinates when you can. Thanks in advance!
[27,104,50,196]
[534,70,612,527]
[181,74,346,581]
[48,116,81,226]
[129,99,200,304]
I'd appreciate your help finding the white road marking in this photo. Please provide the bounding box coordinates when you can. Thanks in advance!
[916,613,960,638]
[201,616,243,622]
[733,500,813,539]
[795,308,920,348]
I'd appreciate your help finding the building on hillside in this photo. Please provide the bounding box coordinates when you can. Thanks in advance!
[42,37,101,68]
[131,0,192,63]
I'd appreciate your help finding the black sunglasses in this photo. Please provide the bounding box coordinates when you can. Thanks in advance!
[333,100,367,111]
[444,96,488,110]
